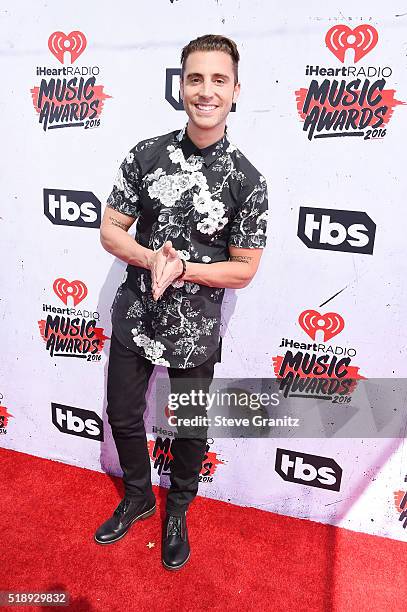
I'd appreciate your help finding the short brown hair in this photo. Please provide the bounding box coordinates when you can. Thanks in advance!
[180,34,240,84]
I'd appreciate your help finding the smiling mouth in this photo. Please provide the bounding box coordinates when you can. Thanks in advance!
[194,104,218,112]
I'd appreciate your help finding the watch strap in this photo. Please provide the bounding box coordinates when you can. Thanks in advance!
[176,258,187,281]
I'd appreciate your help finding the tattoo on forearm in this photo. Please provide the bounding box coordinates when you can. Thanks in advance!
[230,255,253,264]
[109,216,128,231]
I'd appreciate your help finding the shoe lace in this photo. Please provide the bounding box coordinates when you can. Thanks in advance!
[167,515,182,537]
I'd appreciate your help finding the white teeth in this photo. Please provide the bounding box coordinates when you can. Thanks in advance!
[196,105,217,111]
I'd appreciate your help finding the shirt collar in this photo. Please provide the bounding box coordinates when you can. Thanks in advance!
[175,123,229,168]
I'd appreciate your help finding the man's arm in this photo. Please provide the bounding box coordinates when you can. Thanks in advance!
[100,206,181,297]
[182,246,264,289]
[100,205,153,269]
[153,246,264,301]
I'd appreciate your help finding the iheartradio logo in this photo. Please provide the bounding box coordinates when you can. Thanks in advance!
[325,24,378,63]
[298,310,345,342]
[48,31,87,64]
[53,278,88,307]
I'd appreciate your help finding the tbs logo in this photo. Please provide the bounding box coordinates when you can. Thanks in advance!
[298,207,376,254]
[44,189,101,228]
[52,403,103,441]
[275,448,342,491]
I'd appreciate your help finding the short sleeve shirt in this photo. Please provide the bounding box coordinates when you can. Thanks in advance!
[106,123,268,369]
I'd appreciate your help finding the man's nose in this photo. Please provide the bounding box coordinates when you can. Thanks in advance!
[198,79,214,98]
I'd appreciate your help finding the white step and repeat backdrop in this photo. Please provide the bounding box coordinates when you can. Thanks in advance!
[1,1,407,542]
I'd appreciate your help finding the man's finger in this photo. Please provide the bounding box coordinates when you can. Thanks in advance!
[167,247,179,261]
[151,262,157,287]
[162,240,173,257]
[153,279,169,300]
[155,253,167,284]
[158,260,177,287]
[154,278,171,300]
[157,259,183,288]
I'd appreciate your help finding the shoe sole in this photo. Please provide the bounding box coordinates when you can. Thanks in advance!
[162,551,191,571]
[94,503,156,545]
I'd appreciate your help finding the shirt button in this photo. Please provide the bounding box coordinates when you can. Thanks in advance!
[174,291,182,300]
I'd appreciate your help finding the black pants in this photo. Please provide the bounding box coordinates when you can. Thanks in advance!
[106,331,219,516]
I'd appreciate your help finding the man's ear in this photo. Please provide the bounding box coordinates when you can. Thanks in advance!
[179,77,184,101]
[232,82,241,103]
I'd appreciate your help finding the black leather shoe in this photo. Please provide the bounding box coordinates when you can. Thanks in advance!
[94,495,156,545]
[162,512,190,570]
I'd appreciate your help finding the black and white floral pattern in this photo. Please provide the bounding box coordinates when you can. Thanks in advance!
[106,123,268,368]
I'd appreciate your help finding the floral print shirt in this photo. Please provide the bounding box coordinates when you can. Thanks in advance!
[106,123,268,369]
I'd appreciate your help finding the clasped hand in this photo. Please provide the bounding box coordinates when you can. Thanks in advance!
[150,241,184,301]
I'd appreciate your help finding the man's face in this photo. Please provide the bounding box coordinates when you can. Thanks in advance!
[180,50,240,132]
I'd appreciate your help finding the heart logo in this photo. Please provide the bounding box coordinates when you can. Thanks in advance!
[298,310,345,342]
[48,31,87,64]
[53,278,88,307]
[325,24,378,63]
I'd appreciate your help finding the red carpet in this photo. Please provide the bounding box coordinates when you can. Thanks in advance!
[0,447,406,612]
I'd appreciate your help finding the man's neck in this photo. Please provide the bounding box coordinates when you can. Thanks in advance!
[186,120,226,150]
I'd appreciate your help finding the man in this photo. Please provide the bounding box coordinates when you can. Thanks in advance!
[95,34,268,570]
